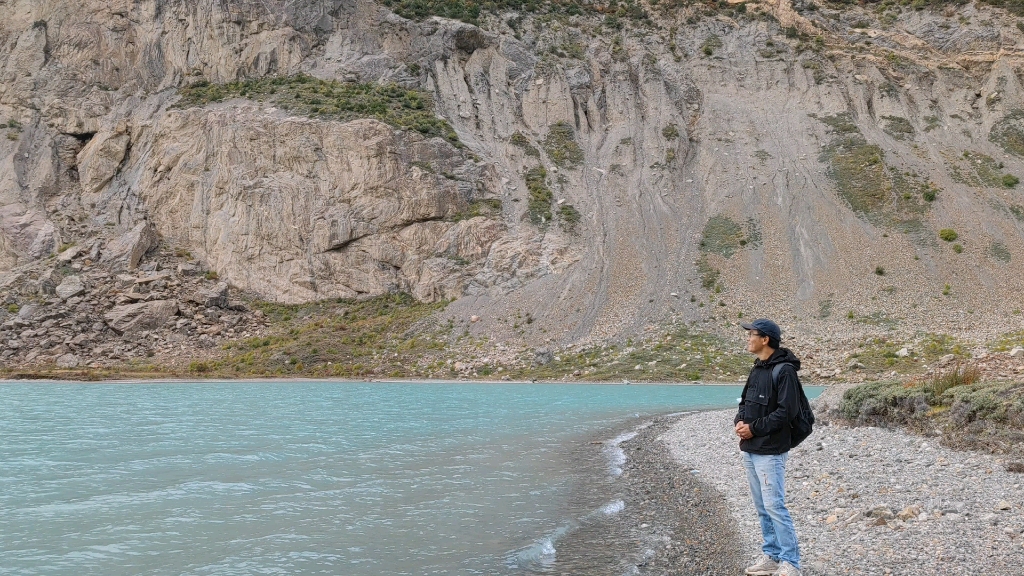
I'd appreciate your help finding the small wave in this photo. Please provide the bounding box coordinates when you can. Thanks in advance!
[599,500,625,516]
[603,431,638,476]
[505,524,572,571]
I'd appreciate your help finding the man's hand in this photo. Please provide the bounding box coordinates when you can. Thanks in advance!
[735,421,753,440]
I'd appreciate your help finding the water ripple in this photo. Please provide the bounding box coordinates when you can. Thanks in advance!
[0,382,748,575]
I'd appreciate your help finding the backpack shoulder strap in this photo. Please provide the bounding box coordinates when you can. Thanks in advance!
[771,362,794,385]
[772,362,806,403]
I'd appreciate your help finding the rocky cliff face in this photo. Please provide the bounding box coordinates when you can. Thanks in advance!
[2,0,1024,356]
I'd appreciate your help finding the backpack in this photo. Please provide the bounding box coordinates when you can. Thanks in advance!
[772,362,815,448]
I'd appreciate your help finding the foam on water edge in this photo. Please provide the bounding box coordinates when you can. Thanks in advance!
[506,524,572,571]
[599,499,625,516]
[603,431,637,476]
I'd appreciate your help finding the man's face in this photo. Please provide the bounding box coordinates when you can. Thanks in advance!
[746,330,768,354]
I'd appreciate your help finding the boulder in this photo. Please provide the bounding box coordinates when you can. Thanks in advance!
[56,353,80,368]
[896,347,910,358]
[189,282,229,308]
[37,270,57,295]
[101,221,158,269]
[1010,346,1024,358]
[57,245,82,263]
[77,131,130,198]
[17,303,38,320]
[55,275,85,300]
[104,300,178,335]
[177,262,199,276]
[534,347,553,365]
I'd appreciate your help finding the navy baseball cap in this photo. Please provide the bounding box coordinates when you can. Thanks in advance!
[741,318,782,341]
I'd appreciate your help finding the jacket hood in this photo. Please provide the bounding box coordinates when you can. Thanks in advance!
[756,347,801,371]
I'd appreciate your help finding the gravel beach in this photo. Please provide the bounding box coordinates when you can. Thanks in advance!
[657,388,1024,575]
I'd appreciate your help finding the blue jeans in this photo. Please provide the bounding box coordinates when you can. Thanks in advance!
[742,451,800,569]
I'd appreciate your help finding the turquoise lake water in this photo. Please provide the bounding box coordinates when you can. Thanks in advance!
[0,382,820,575]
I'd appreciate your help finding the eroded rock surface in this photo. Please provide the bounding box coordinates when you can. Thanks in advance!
[1,0,1024,352]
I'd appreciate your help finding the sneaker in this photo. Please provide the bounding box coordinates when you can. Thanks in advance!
[744,554,779,575]
[776,561,802,576]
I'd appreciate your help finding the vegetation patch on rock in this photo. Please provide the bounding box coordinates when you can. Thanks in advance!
[542,122,584,168]
[990,109,1024,157]
[845,333,966,373]
[881,115,914,140]
[700,215,745,258]
[176,74,459,145]
[505,324,752,382]
[989,241,1012,263]
[525,166,553,224]
[949,151,1015,188]
[815,113,933,222]
[210,293,450,379]
[558,203,581,232]
[510,131,540,157]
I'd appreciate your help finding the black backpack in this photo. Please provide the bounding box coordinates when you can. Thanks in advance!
[772,362,815,448]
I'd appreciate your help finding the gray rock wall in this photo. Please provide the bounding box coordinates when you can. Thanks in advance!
[2,0,1024,344]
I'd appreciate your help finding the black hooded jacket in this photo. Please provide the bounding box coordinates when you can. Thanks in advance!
[733,347,803,455]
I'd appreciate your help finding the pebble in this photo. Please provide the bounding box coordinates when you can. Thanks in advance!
[661,408,1024,574]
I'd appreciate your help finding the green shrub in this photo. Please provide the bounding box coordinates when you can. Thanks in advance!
[938,228,958,242]
[925,361,980,397]
[952,243,963,254]
[662,124,679,140]
[205,271,219,280]
[189,361,212,373]
[701,35,723,56]
[558,203,581,225]
[1003,174,1020,188]
[510,132,539,157]
[542,123,584,168]
[6,303,19,314]
[874,265,885,276]
[882,115,915,140]
[451,199,502,221]
[839,380,917,421]
[525,167,553,225]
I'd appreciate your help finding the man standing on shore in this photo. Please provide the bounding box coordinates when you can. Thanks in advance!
[734,319,803,576]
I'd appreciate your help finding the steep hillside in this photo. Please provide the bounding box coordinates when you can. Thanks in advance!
[2,0,1024,374]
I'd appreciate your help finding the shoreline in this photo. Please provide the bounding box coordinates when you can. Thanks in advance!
[550,413,745,575]
[656,392,1024,574]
